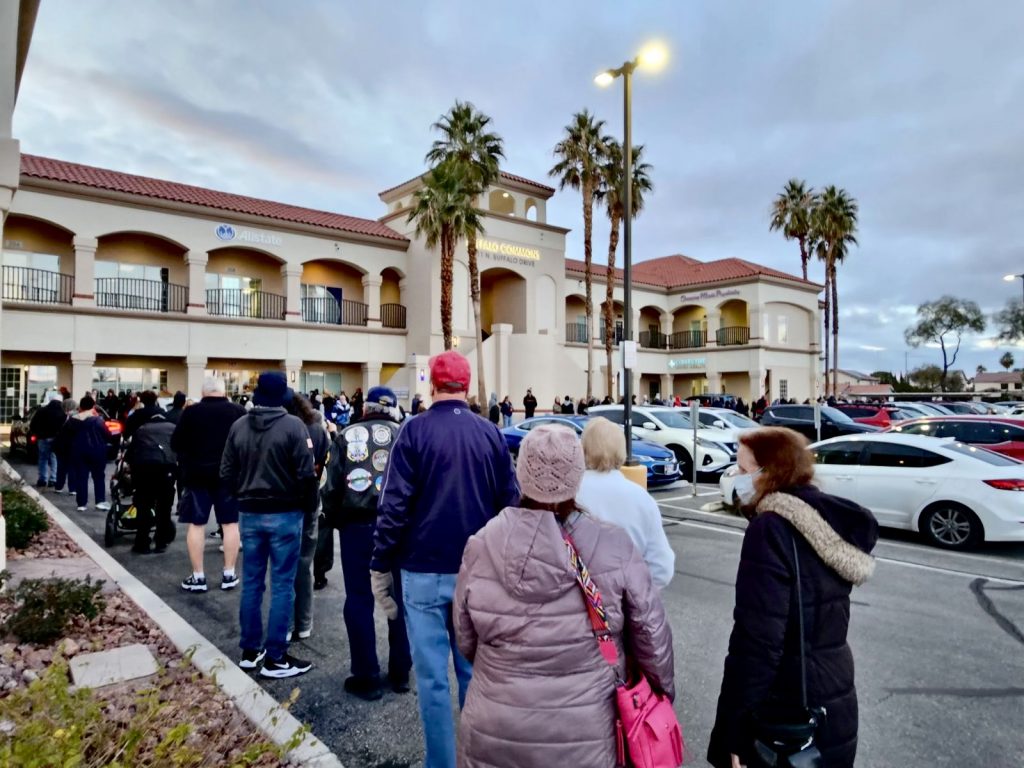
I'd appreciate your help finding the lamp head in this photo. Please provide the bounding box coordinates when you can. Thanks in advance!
[637,41,669,73]
[1004,274,1018,282]
[594,71,615,87]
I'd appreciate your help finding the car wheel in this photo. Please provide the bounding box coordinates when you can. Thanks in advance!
[920,503,983,550]
[668,446,694,480]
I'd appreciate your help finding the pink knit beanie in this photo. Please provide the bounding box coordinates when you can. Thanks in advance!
[516,424,586,504]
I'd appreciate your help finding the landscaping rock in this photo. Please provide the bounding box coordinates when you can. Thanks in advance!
[69,643,159,689]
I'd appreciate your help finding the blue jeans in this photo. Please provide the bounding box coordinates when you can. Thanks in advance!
[37,438,56,484]
[502,414,513,428]
[239,511,303,661]
[401,570,473,768]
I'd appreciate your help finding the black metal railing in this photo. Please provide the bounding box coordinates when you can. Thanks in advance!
[2,266,74,305]
[639,330,668,349]
[95,277,187,313]
[566,322,589,344]
[381,302,406,329]
[669,330,706,349]
[599,324,626,345]
[716,326,750,346]
[207,288,286,320]
[301,296,369,326]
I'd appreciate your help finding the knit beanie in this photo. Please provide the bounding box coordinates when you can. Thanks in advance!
[516,424,586,504]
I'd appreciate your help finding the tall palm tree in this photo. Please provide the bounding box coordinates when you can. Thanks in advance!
[769,179,816,280]
[425,101,505,405]
[550,110,609,401]
[813,186,859,397]
[600,140,653,397]
[407,162,481,350]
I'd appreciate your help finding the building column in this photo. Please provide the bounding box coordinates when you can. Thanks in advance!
[185,355,207,400]
[706,310,721,347]
[72,236,97,308]
[281,359,302,389]
[282,264,303,323]
[71,351,96,399]
[660,312,673,349]
[363,274,383,329]
[362,361,382,392]
[407,352,431,406]
[707,371,723,395]
[492,323,513,400]
[660,374,673,401]
[184,251,208,315]
[750,370,765,403]
[749,307,763,344]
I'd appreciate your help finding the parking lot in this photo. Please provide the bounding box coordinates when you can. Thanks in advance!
[11,456,1024,767]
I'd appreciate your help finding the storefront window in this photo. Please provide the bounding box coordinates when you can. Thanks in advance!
[91,367,166,394]
[206,274,263,316]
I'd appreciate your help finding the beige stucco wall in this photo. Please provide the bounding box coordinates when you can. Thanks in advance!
[301,260,364,302]
[3,214,74,272]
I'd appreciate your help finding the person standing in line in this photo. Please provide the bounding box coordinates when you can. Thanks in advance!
[163,391,187,425]
[371,351,519,768]
[576,417,675,588]
[453,424,675,767]
[707,428,878,768]
[522,388,537,419]
[126,411,177,554]
[351,387,364,422]
[68,396,111,512]
[30,391,66,488]
[560,395,575,415]
[221,371,318,679]
[52,397,78,494]
[499,396,513,428]
[174,377,246,592]
[124,390,164,440]
[487,393,500,425]
[321,386,412,701]
[576,393,588,415]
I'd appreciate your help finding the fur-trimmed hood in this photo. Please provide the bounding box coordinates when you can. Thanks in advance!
[757,489,877,586]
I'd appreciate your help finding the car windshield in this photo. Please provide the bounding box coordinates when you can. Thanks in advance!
[718,412,758,429]
[944,442,1021,465]
[649,409,692,429]
[821,406,854,424]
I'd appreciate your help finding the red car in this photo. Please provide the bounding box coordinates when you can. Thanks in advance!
[886,416,1024,461]
[834,404,907,428]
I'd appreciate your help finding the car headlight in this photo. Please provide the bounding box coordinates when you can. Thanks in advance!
[697,438,728,452]
[635,455,656,466]
[722,464,739,478]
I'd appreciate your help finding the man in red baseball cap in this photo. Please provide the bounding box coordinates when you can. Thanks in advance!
[372,348,519,767]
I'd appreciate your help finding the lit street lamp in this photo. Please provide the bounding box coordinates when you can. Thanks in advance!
[1004,272,1024,304]
[596,41,668,461]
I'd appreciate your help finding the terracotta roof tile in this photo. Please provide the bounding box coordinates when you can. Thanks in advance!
[378,170,554,197]
[565,254,819,290]
[20,154,408,242]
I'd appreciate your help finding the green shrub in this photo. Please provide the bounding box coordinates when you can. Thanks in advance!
[3,575,105,644]
[3,485,49,549]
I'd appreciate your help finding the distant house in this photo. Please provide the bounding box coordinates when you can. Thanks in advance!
[834,369,892,397]
[974,371,1024,394]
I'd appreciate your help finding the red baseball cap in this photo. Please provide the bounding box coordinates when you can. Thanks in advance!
[430,350,471,393]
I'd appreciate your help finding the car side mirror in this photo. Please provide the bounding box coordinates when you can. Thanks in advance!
[714,420,727,429]
[642,421,658,431]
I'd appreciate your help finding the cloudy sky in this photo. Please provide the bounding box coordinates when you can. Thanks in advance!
[14,0,1024,376]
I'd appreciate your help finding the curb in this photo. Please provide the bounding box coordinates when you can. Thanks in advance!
[2,461,344,768]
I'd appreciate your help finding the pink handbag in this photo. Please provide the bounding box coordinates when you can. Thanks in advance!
[561,527,684,768]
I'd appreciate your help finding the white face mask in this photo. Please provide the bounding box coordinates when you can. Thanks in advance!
[734,469,761,505]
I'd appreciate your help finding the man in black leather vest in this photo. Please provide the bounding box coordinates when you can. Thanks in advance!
[321,386,412,701]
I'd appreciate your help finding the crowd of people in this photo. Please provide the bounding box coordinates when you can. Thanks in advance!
[26,352,878,768]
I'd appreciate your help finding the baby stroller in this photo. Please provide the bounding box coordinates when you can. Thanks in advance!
[104,440,139,547]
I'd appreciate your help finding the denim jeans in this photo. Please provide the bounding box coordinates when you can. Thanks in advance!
[502,414,513,428]
[400,570,473,768]
[71,455,106,507]
[37,438,56,484]
[340,523,412,682]
[291,511,319,635]
[239,511,303,661]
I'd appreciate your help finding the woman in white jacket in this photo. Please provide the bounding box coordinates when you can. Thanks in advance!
[576,416,676,588]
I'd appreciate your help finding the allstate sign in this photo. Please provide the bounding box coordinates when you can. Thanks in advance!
[215,224,236,241]
[214,223,283,247]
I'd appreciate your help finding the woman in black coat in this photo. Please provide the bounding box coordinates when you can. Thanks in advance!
[708,427,878,768]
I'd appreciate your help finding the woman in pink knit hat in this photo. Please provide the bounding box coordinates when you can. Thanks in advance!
[453,424,676,768]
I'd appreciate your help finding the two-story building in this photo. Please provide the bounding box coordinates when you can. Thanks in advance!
[0,154,821,421]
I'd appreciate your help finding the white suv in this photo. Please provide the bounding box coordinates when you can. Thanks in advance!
[588,405,736,478]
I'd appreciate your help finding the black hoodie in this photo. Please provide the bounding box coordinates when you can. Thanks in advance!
[220,407,317,515]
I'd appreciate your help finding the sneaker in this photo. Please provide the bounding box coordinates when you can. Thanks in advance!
[35,481,47,488]
[239,648,266,670]
[181,574,208,592]
[260,654,312,679]
[220,573,239,591]
[296,628,312,640]
[388,673,411,694]
[313,576,328,591]
[96,502,111,511]
[344,675,383,701]
[76,506,87,512]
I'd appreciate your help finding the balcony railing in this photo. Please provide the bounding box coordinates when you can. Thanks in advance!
[207,288,285,320]
[381,302,407,329]
[566,322,589,344]
[639,330,668,350]
[96,277,187,313]
[301,296,369,326]
[599,324,626,345]
[669,330,707,349]
[2,266,73,305]
[716,326,750,346]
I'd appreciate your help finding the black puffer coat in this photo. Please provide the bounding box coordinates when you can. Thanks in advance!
[708,485,878,768]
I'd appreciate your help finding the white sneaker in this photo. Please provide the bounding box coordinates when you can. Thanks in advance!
[297,628,312,640]
[96,502,111,511]
[76,506,87,512]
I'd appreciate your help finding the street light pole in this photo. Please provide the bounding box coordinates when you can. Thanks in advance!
[622,61,635,463]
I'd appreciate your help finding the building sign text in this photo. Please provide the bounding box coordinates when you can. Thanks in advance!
[477,238,540,266]
[668,357,706,370]
[679,288,740,303]
[215,224,283,247]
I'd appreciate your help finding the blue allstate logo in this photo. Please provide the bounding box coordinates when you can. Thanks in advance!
[215,224,236,241]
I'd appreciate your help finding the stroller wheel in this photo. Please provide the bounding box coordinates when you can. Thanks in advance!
[104,506,117,547]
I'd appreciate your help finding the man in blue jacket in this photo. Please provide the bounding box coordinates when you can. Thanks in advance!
[371,350,519,768]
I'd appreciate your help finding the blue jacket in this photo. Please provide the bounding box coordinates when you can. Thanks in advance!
[372,400,520,574]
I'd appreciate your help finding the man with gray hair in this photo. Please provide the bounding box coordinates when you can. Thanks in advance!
[171,377,246,592]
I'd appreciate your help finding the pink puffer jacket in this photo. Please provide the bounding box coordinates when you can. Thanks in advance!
[454,507,676,768]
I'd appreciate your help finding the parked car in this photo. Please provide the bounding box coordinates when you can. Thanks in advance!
[887,416,1024,461]
[685,393,738,408]
[891,402,945,419]
[934,401,990,415]
[588,404,735,478]
[759,404,880,441]
[834,403,908,428]
[721,433,1024,549]
[10,404,122,461]
[695,407,759,432]
[499,415,682,486]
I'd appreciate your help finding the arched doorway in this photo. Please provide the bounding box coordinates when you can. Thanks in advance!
[480,267,527,336]
[95,232,188,312]
[1,215,75,305]
[207,246,286,320]
[300,258,367,326]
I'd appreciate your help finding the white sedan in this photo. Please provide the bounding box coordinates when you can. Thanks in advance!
[720,433,1024,549]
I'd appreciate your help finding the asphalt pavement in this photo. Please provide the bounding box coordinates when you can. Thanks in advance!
[13,458,1024,768]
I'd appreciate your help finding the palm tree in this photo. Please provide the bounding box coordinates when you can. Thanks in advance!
[812,186,859,397]
[600,140,653,397]
[770,179,816,280]
[426,101,505,405]
[550,110,609,400]
[407,162,481,350]
[1000,352,1014,371]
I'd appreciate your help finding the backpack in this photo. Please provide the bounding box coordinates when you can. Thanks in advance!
[127,416,177,467]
